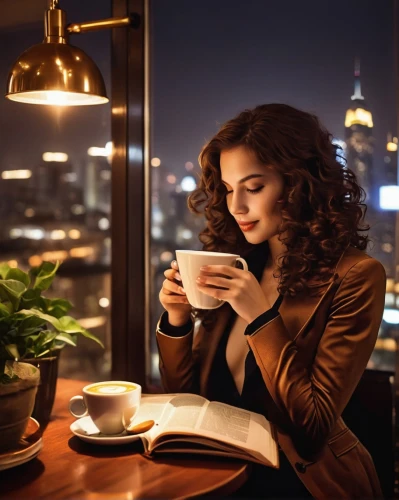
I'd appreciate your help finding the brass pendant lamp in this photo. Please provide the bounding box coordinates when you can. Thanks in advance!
[5,0,139,106]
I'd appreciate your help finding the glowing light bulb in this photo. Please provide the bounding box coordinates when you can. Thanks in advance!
[46,91,68,105]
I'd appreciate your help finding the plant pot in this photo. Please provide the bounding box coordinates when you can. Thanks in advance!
[0,362,40,452]
[24,354,59,427]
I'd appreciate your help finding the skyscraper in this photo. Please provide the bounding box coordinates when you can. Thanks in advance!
[344,59,375,206]
[344,60,396,278]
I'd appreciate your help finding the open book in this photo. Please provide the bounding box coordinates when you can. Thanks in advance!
[133,393,279,468]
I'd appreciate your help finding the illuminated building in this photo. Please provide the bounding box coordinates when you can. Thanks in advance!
[384,134,398,185]
[344,59,374,205]
[374,135,398,278]
[344,60,397,278]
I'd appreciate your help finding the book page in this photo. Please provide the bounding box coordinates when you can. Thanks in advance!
[133,394,176,430]
[162,394,208,431]
[199,402,250,442]
[152,399,278,467]
[199,402,278,466]
[132,394,209,448]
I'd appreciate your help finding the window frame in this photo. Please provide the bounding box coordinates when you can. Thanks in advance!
[111,0,151,388]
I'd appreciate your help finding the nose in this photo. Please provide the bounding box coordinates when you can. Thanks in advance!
[228,192,248,215]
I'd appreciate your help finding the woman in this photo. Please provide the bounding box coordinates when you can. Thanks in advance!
[156,103,385,498]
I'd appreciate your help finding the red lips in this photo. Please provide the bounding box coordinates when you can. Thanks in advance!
[236,220,259,232]
[236,220,258,226]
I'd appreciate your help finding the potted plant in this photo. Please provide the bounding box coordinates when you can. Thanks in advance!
[0,360,40,452]
[0,260,103,435]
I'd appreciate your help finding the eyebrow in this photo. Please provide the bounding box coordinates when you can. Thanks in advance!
[221,174,266,186]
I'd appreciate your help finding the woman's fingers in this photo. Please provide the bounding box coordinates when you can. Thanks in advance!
[162,278,186,295]
[164,268,182,282]
[160,264,188,304]
[196,275,231,289]
[200,265,241,278]
[160,291,189,304]
[159,289,189,304]
[159,275,189,304]
[159,262,191,308]
[196,283,225,300]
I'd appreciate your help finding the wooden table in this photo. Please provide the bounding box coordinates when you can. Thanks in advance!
[0,379,250,499]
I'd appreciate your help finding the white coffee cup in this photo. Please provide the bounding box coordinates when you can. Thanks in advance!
[175,250,248,309]
[68,381,141,435]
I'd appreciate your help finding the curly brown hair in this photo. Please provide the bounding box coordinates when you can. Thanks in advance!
[188,103,369,302]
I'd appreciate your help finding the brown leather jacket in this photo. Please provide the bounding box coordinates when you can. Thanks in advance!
[156,246,385,499]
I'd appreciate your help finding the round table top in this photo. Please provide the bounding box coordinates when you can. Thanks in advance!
[0,378,250,499]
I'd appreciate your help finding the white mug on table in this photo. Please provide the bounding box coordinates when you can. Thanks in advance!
[68,381,141,435]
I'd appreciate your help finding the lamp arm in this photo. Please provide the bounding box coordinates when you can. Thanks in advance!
[66,13,140,34]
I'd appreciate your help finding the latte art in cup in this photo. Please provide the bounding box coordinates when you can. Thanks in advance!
[69,380,141,435]
[87,383,137,394]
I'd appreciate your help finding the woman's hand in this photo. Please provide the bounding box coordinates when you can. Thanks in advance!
[196,265,271,324]
[159,260,192,326]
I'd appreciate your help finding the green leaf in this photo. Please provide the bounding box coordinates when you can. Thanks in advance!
[46,306,65,319]
[0,280,27,310]
[16,314,47,332]
[0,302,11,318]
[17,310,103,347]
[57,316,104,347]
[20,289,42,310]
[56,315,82,333]
[39,297,51,312]
[6,268,30,288]
[31,261,60,292]
[0,280,26,296]
[24,333,41,344]
[24,347,36,356]
[34,331,57,350]
[5,344,19,360]
[46,298,73,318]
[17,309,62,330]
[55,332,77,346]
[18,328,43,337]
[0,263,10,280]
[36,349,51,358]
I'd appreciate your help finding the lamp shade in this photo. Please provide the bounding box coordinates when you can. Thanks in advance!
[5,42,108,106]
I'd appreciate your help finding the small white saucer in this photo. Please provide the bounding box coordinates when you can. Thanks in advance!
[70,416,142,445]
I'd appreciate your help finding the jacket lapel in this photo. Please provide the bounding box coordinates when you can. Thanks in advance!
[279,277,339,341]
[278,246,363,342]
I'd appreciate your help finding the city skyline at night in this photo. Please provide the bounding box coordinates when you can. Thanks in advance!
[0,0,395,180]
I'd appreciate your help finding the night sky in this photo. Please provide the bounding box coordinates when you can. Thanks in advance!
[0,0,396,178]
[151,0,396,174]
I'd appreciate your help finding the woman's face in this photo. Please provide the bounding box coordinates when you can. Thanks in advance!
[220,145,285,245]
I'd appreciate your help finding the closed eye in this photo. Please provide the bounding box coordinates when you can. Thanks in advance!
[247,186,264,194]
[225,186,264,195]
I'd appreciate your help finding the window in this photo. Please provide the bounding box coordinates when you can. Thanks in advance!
[0,0,112,381]
[149,0,397,382]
